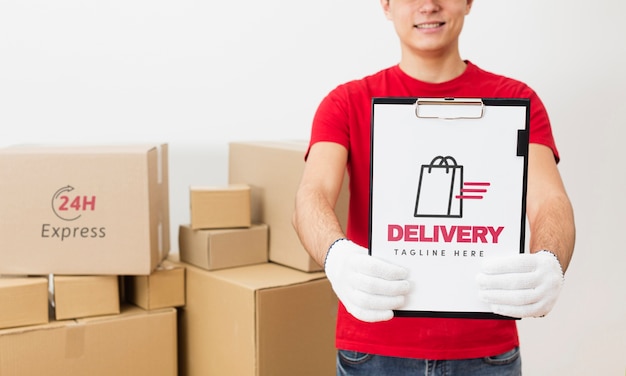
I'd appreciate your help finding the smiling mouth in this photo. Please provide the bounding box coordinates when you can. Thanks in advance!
[415,22,445,29]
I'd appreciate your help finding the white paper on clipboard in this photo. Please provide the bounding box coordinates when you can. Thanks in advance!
[369,97,529,319]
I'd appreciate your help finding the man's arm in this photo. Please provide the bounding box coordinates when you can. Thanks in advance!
[476,143,575,318]
[526,143,576,272]
[292,141,349,267]
[292,141,411,322]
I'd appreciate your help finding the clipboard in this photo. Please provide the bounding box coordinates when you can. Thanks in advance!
[369,97,529,319]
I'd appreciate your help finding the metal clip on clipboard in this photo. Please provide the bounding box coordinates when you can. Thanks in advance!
[415,98,484,120]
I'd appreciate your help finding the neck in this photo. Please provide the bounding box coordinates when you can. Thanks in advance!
[398,50,467,83]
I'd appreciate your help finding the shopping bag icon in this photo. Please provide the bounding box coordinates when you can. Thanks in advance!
[414,156,463,218]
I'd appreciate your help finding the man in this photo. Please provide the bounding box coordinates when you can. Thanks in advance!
[292,0,575,375]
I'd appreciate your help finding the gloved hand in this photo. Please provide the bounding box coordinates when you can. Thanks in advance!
[476,250,564,318]
[324,239,410,322]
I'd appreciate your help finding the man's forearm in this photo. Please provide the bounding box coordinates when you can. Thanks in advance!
[292,187,346,268]
[529,193,575,273]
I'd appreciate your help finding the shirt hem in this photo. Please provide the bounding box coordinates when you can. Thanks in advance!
[335,338,521,361]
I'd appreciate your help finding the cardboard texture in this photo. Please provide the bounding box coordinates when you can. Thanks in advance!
[124,259,186,310]
[0,143,170,275]
[0,277,48,330]
[190,184,251,229]
[177,261,338,376]
[228,140,349,272]
[0,305,177,376]
[178,223,268,271]
[52,275,120,320]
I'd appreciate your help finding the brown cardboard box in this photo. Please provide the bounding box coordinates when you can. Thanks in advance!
[228,140,349,272]
[178,223,268,271]
[0,143,170,275]
[124,259,186,310]
[177,260,338,376]
[0,304,177,376]
[0,277,48,329]
[190,184,251,229]
[52,275,120,320]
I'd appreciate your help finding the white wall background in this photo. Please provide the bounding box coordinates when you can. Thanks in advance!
[1,0,624,374]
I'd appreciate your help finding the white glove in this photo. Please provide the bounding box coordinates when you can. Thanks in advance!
[324,239,410,322]
[476,250,564,318]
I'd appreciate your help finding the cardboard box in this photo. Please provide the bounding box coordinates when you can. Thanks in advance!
[178,223,268,271]
[0,277,48,330]
[177,261,338,376]
[190,184,251,229]
[0,304,177,376]
[0,143,170,275]
[228,141,349,272]
[52,275,120,320]
[124,259,185,310]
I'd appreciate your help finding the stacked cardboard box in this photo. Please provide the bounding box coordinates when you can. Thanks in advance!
[0,140,342,375]
[189,184,252,229]
[174,141,341,375]
[228,140,350,272]
[0,143,170,275]
[176,259,337,376]
[123,259,186,311]
[0,277,48,330]
[51,275,120,320]
[0,143,180,375]
[0,304,177,376]
[179,184,269,271]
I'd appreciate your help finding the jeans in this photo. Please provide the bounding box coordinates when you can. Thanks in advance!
[337,347,521,376]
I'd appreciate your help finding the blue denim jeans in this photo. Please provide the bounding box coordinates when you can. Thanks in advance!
[337,347,521,376]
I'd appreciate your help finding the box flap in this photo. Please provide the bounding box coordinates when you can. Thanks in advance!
[0,277,46,288]
[229,140,308,152]
[189,184,250,192]
[209,263,326,291]
[0,319,69,336]
[77,304,173,324]
[0,143,164,155]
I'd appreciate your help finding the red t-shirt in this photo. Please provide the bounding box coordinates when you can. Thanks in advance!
[308,61,559,360]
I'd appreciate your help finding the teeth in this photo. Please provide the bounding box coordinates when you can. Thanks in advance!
[417,23,442,29]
